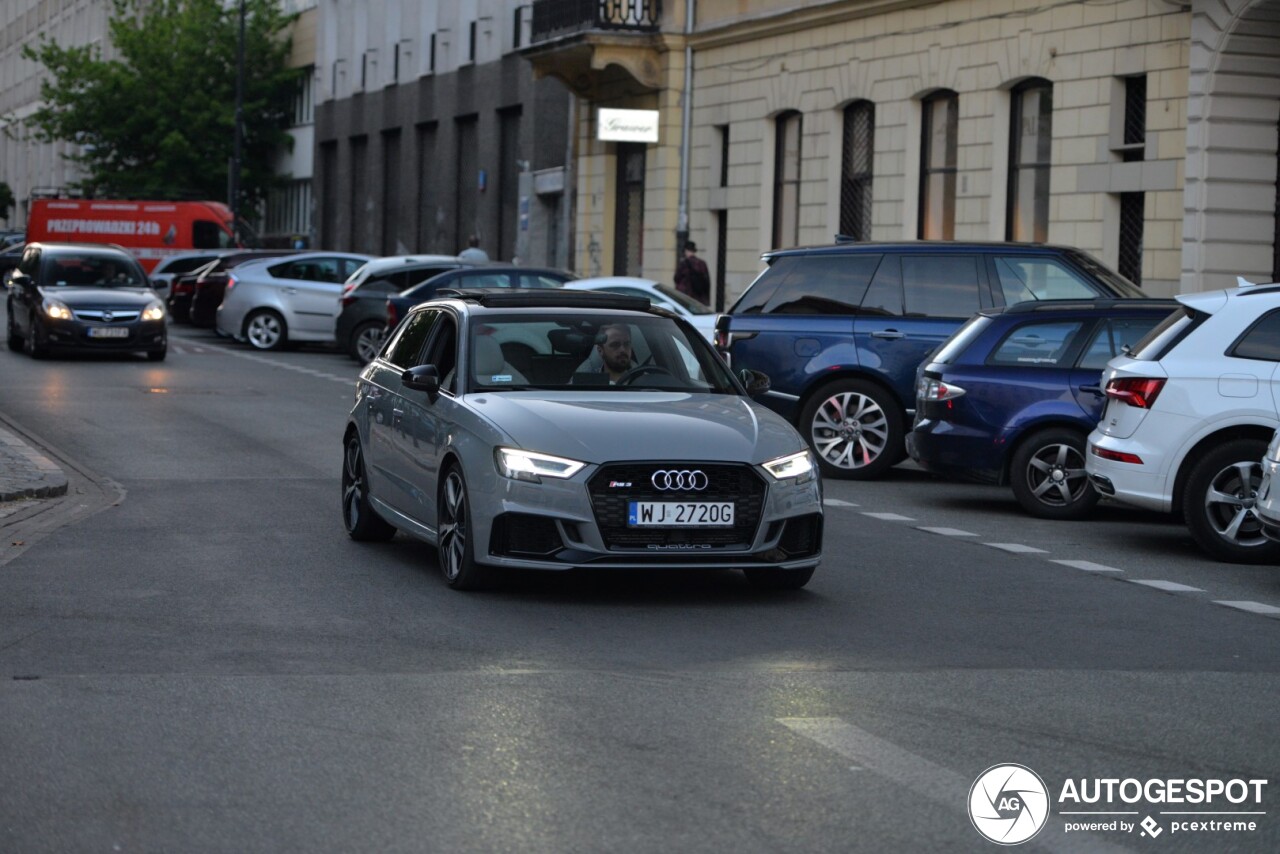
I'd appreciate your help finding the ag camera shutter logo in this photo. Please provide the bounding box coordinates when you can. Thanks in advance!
[969,764,1050,845]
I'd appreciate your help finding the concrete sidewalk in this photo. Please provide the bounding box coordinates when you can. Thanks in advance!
[0,422,68,501]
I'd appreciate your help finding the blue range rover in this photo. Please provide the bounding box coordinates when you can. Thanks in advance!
[718,240,1145,480]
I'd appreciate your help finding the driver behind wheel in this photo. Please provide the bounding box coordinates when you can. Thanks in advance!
[573,322,635,385]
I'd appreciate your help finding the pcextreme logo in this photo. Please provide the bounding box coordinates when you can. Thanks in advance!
[969,765,1269,845]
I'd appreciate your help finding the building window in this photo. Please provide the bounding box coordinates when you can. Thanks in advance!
[1007,79,1052,243]
[919,90,958,239]
[292,67,314,125]
[360,52,367,90]
[513,6,525,50]
[429,33,436,73]
[1122,75,1146,162]
[840,101,875,241]
[469,21,477,63]
[1118,192,1144,285]
[772,110,802,250]
[718,125,730,188]
[265,179,311,239]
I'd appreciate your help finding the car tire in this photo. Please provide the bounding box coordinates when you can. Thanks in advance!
[244,309,287,351]
[799,379,905,480]
[1009,427,1099,520]
[341,432,396,542]
[24,313,47,359]
[146,348,167,362]
[349,320,385,364]
[1181,437,1280,564]
[6,305,22,352]
[438,465,488,590]
[743,566,815,590]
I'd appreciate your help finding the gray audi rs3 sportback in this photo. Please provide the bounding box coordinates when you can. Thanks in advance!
[341,289,823,591]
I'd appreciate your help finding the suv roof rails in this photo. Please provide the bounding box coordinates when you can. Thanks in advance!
[1002,297,1180,314]
[436,287,651,311]
[833,233,862,244]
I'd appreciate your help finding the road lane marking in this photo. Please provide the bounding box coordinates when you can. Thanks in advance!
[983,542,1048,554]
[822,498,860,507]
[1212,600,1280,617]
[1052,560,1124,573]
[861,512,915,521]
[1127,580,1205,593]
[777,717,1133,854]
[917,526,977,537]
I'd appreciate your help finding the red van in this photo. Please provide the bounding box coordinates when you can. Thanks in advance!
[25,199,253,273]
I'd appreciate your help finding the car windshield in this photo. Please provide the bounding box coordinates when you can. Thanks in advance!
[468,313,740,394]
[43,255,145,288]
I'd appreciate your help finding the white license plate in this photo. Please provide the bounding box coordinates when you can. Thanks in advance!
[628,501,735,527]
[88,326,129,338]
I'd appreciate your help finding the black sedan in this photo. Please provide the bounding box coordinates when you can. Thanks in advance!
[5,242,168,360]
[385,266,576,333]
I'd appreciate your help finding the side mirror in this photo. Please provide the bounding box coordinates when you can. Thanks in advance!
[402,364,441,396]
[150,278,168,295]
[739,368,770,397]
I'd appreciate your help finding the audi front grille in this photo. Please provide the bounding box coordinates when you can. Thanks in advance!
[587,462,767,549]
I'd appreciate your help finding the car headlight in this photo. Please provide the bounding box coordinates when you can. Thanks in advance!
[763,449,815,483]
[141,301,165,322]
[495,447,586,483]
[43,298,73,320]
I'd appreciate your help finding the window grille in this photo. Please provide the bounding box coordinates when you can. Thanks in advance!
[840,101,874,241]
[1118,192,1144,285]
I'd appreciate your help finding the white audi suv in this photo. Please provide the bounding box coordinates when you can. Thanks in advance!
[1086,282,1280,563]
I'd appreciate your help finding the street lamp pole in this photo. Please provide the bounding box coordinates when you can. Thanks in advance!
[230,0,246,244]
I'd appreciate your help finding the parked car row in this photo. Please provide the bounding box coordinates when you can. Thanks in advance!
[718,242,1280,566]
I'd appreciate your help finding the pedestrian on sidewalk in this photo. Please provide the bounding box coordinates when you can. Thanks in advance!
[459,235,490,262]
[674,240,710,305]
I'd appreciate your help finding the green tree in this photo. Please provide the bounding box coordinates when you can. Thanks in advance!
[19,0,300,212]
[0,181,13,223]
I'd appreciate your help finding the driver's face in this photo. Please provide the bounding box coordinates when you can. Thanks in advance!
[599,328,632,374]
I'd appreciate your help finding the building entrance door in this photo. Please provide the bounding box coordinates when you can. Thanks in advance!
[613,143,646,276]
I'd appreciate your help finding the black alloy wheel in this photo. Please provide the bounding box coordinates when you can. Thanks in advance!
[799,379,905,480]
[1009,428,1100,520]
[1182,438,1280,564]
[6,304,22,351]
[342,432,396,541]
[438,466,487,590]
[23,313,48,359]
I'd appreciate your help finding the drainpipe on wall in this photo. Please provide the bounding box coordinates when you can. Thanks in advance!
[675,0,695,269]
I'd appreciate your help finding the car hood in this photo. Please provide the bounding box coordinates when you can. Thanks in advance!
[467,392,805,464]
[39,287,159,308]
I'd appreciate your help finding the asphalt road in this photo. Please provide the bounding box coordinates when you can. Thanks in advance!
[0,326,1276,853]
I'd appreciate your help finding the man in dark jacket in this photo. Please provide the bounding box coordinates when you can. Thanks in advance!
[674,240,711,305]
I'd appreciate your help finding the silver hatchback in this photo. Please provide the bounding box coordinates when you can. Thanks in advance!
[341,289,824,590]
[216,251,374,349]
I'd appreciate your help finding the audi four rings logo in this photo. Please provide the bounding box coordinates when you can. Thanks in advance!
[650,469,709,491]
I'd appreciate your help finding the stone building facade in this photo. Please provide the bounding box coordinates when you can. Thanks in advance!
[527,0,1280,305]
[313,0,573,265]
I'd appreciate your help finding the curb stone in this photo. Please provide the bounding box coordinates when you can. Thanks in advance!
[0,423,68,501]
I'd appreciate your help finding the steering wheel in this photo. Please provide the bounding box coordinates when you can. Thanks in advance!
[616,365,672,386]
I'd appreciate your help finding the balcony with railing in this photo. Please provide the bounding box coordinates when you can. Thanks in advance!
[531,0,662,43]
[523,0,667,97]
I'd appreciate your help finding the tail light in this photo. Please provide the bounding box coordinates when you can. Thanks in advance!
[341,295,357,308]
[386,300,399,330]
[341,283,357,298]
[713,314,731,351]
[918,377,966,402]
[174,280,192,294]
[225,273,238,291]
[1104,377,1165,409]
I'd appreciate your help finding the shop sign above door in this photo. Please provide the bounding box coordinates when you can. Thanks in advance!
[597,109,660,143]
